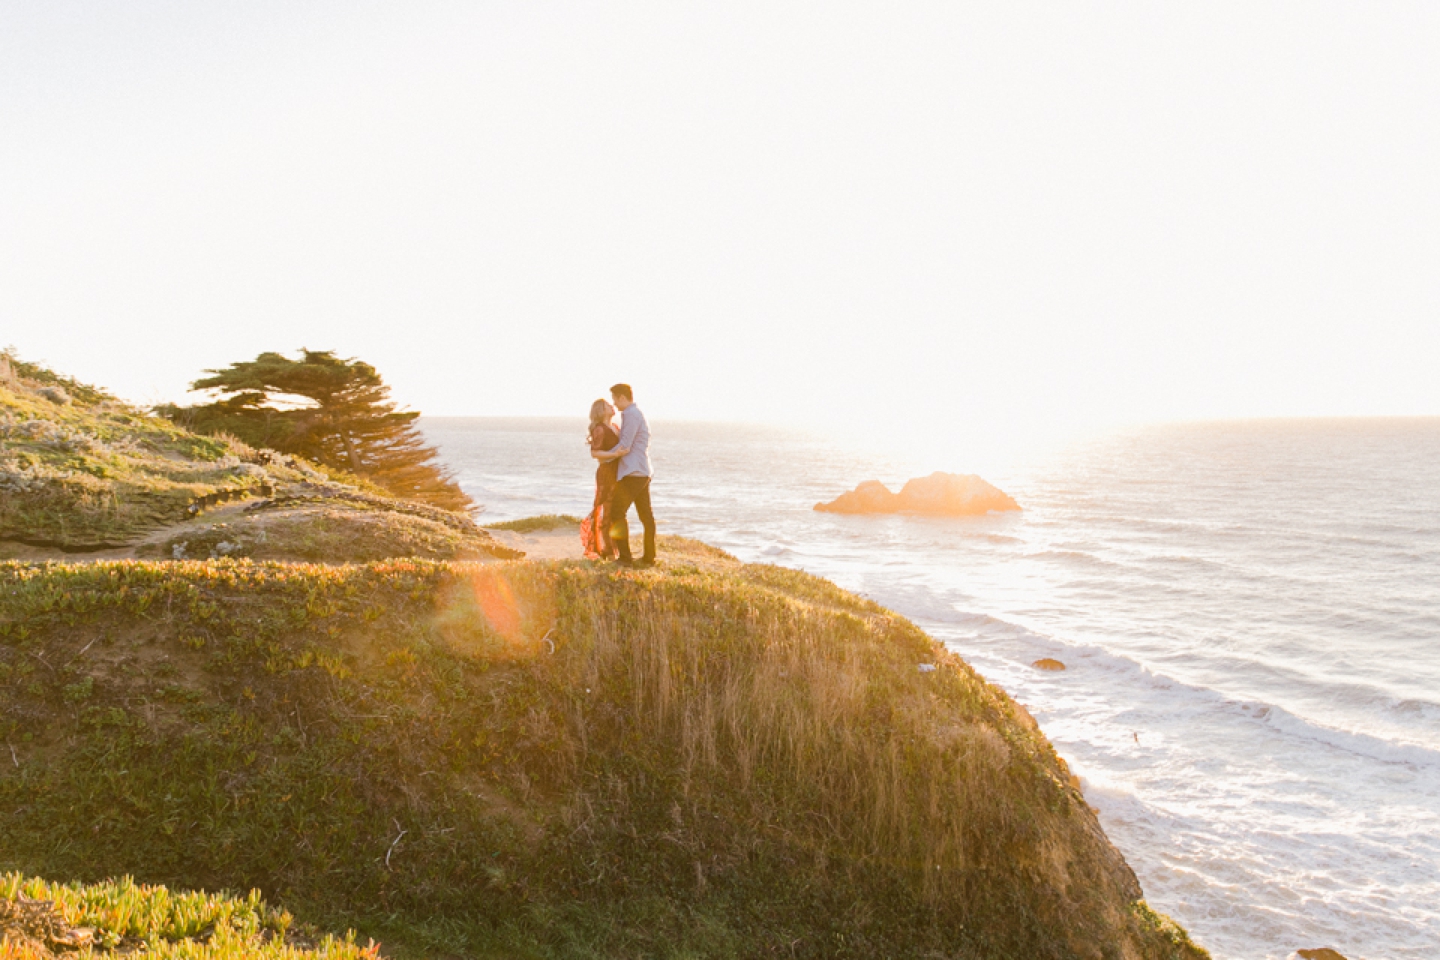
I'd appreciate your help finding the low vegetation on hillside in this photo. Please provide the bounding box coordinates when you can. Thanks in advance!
[0,353,512,562]
[0,352,312,550]
[1,357,1207,957]
[0,872,376,959]
[484,514,583,533]
[0,550,1206,959]
[137,503,519,563]
[134,489,523,564]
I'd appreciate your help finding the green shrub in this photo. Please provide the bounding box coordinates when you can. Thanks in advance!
[483,514,582,533]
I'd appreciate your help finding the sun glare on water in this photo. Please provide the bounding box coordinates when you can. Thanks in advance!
[830,409,1109,485]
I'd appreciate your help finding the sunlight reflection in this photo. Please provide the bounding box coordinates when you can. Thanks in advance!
[434,567,532,658]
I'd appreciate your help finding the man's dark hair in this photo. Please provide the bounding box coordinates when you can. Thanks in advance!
[610,383,633,401]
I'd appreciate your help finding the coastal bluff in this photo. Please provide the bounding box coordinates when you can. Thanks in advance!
[0,358,1207,960]
[815,471,1021,516]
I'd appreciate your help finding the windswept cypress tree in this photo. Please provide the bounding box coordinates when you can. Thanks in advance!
[161,350,473,512]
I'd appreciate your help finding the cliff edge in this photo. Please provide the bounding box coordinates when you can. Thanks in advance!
[0,359,1204,959]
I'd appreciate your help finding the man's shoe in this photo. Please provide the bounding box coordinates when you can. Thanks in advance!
[611,557,635,567]
[634,558,658,569]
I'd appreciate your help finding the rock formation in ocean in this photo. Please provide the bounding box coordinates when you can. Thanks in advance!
[1033,658,1066,671]
[814,471,1021,516]
[815,479,902,514]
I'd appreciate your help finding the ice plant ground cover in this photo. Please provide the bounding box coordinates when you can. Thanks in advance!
[0,872,378,959]
[0,549,1204,959]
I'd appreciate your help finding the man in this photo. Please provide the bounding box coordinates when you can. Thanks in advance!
[596,383,655,566]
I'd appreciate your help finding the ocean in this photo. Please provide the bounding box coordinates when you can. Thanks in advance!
[422,416,1440,960]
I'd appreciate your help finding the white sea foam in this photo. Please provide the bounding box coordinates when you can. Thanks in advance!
[925,609,1440,770]
[424,415,1440,960]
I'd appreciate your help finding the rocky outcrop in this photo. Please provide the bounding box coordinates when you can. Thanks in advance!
[814,479,902,514]
[815,471,1020,516]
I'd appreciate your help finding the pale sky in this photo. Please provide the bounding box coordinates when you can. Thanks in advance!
[3,2,1438,460]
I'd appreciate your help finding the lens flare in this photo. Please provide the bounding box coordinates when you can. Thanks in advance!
[434,567,535,658]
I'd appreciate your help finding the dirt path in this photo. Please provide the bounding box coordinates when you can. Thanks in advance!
[483,526,585,561]
[0,503,265,562]
[1,511,588,564]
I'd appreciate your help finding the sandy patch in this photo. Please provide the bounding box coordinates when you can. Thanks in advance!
[485,525,585,561]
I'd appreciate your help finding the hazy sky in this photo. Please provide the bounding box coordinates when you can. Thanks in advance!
[3,2,1437,460]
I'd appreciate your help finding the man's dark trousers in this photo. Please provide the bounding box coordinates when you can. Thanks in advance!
[609,475,655,562]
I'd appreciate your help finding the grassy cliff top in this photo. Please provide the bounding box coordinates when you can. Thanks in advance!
[0,355,512,561]
[483,514,583,533]
[0,549,1205,959]
[0,357,1206,957]
[1,353,314,549]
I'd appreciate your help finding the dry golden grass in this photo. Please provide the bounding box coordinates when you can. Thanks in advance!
[0,552,1207,958]
[483,514,583,533]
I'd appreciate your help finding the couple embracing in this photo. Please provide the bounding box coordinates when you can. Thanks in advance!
[582,383,655,567]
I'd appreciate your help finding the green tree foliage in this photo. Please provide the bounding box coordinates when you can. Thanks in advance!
[160,350,473,512]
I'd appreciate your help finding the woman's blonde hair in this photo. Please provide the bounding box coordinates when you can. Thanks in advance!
[588,399,612,428]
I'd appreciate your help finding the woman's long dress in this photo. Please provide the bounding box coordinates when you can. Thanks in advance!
[582,422,620,559]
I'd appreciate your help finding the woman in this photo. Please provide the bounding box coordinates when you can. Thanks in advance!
[581,398,620,559]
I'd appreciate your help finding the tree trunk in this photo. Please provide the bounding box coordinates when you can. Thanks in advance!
[340,431,363,473]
